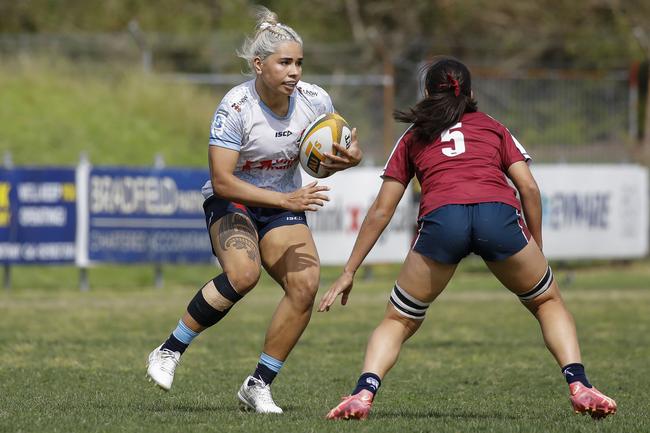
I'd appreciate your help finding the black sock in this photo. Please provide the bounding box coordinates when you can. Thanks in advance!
[249,363,278,386]
[352,372,381,396]
[562,363,592,388]
[161,334,189,354]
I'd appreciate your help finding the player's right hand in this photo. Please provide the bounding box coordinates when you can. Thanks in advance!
[282,181,330,212]
[322,128,362,172]
[318,271,354,312]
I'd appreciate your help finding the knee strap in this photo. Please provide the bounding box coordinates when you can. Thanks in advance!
[187,273,242,327]
[213,273,242,303]
[389,282,431,320]
[518,266,553,301]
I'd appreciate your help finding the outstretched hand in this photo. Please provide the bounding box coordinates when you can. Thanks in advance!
[282,181,330,212]
[318,271,355,312]
[322,128,362,172]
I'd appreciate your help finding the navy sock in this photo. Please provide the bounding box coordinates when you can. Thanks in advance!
[352,372,381,396]
[161,334,189,354]
[160,320,199,355]
[250,363,278,386]
[562,363,592,388]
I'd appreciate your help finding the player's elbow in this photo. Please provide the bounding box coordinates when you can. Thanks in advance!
[518,180,540,201]
[211,174,234,200]
[369,202,396,225]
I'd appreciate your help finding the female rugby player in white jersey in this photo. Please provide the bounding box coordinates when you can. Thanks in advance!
[146,7,361,414]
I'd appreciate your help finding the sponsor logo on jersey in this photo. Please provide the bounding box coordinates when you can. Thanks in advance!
[297,86,318,97]
[211,114,226,137]
[230,95,249,113]
[275,130,293,137]
[241,158,297,171]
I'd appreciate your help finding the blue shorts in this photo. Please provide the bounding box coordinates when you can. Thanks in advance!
[203,195,307,255]
[412,203,531,264]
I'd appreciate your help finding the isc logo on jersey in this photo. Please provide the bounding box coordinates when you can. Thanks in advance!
[299,113,351,178]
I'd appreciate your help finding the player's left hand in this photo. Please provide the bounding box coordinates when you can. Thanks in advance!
[322,128,362,172]
[317,270,355,312]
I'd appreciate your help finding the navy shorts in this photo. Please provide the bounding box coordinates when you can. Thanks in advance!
[412,203,531,264]
[203,195,307,255]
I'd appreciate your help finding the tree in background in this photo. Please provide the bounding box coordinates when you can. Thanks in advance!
[1,0,648,69]
[2,0,650,162]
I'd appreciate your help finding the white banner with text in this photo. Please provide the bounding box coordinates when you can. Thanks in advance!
[303,164,648,264]
[532,164,648,259]
[302,167,416,265]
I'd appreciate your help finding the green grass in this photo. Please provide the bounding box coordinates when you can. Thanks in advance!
[0,57,217,167]
[1,262,649,432]
[4,256,650,292]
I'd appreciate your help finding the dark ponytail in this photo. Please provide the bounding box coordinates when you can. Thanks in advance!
[394,57,477,143]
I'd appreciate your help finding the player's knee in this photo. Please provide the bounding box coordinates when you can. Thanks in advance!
[186,273,244,327]
[286,272,319,311]
[385,305,424,337]
[517,265,553,303]
[388,282,431,321]
[226,268,260,295]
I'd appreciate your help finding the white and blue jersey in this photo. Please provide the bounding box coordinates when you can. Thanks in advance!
[201,79,334,199]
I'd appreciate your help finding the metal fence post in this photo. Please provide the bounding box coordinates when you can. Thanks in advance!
[76,152,91,291]
[128,20,152,73]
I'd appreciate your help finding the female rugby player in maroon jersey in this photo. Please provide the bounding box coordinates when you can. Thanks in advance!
[319,57,616,421]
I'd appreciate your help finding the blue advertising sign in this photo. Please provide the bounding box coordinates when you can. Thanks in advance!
[0,168,77,264]
[87,167,212,263]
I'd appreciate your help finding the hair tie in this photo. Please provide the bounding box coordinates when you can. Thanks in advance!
[259,22,274,30]
[447,73,460,97]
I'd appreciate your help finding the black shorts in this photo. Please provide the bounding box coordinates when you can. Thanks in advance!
[412,203,531,264]
[203,195,307,255]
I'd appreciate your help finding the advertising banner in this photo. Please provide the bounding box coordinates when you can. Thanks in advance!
[85,167,212,263]
[302,167,416,265]
[2,163,646,267]
[0,167,77,263]
[533,164,648,259]
[302,164,649,263]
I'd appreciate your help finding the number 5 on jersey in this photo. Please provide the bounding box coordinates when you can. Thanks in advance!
[441,122,465,157]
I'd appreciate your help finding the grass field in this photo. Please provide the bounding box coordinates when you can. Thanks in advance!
[0,57,217,167]
[1,260,649,432]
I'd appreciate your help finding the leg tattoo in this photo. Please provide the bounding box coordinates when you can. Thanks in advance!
[218,213,259,262]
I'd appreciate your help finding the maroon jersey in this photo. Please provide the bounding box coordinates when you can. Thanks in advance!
[383,111,530,219]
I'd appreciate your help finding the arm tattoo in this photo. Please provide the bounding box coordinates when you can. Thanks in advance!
[218,213,259,262]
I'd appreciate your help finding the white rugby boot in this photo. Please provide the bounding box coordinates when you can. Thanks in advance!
[146,345,180,391]
[237,376,283,414]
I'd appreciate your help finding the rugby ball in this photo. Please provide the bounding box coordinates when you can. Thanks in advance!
[299,113,352,178]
